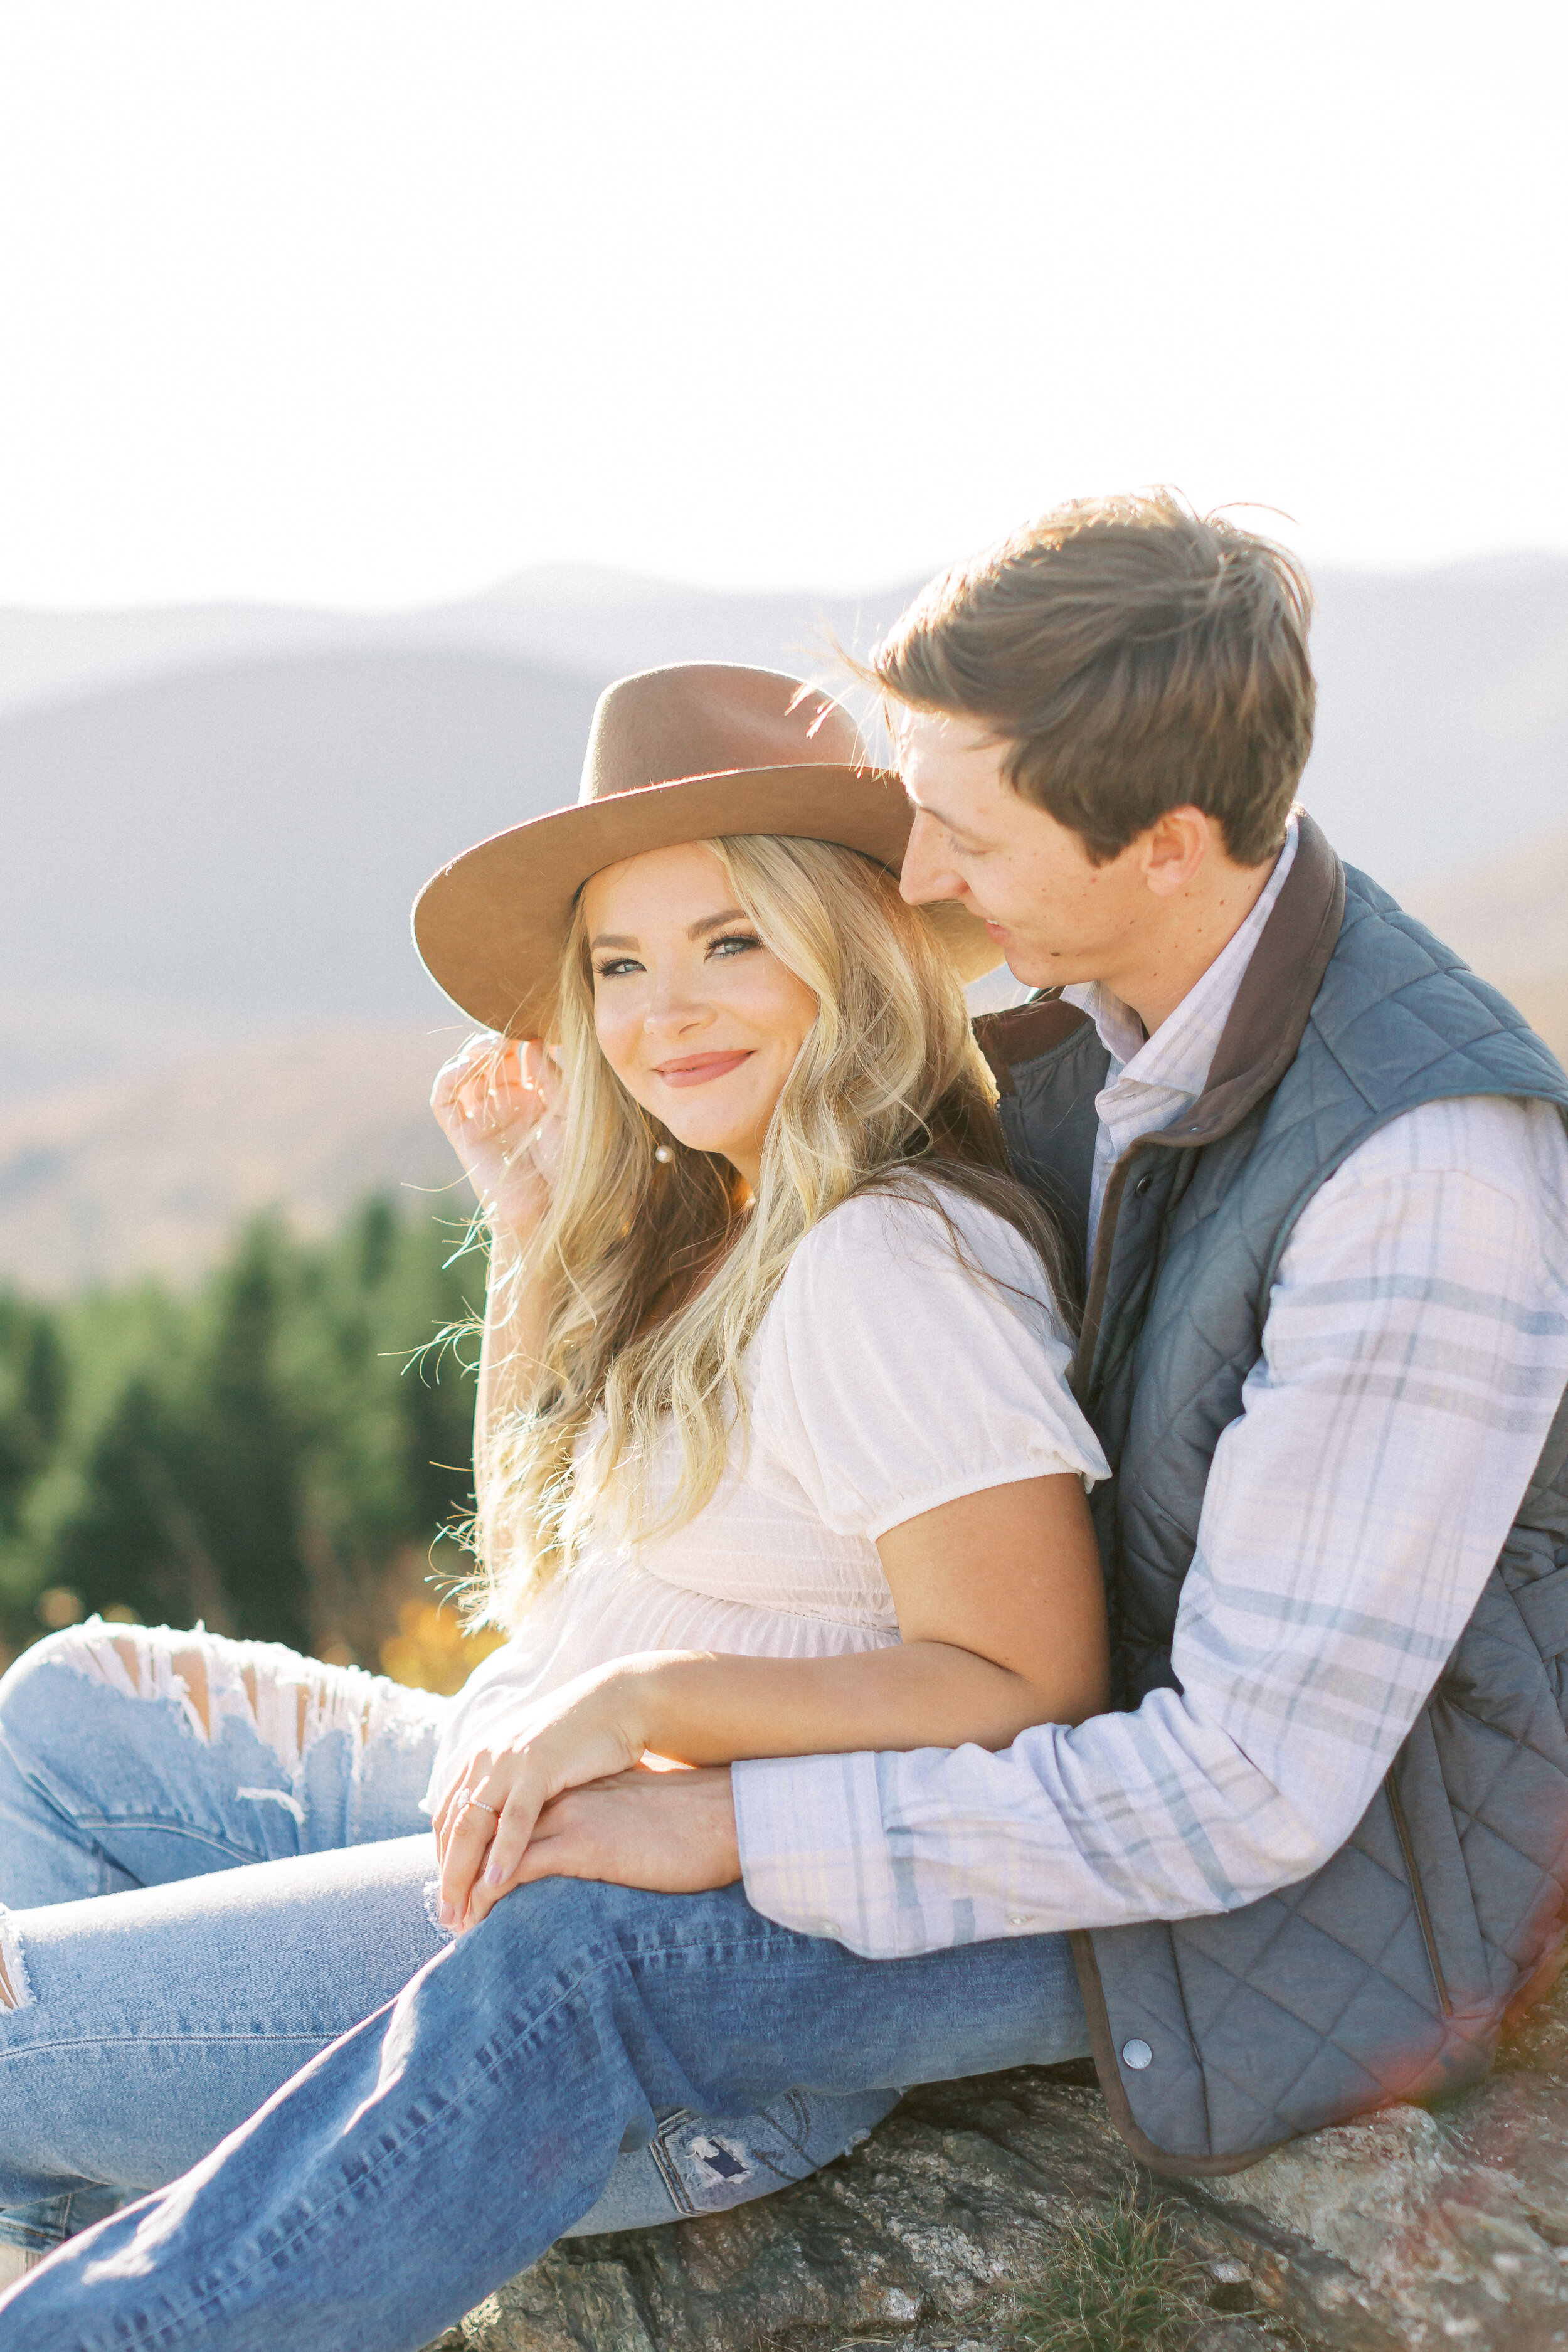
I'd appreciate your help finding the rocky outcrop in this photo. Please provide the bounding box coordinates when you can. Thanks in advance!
[430,1978,1568,2352]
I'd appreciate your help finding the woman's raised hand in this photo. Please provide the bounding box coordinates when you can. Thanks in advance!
[430,1034,566,1239]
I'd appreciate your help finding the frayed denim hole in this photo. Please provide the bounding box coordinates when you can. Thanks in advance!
[0,1906,34,2011]
[423,1878,456,1940]
[236,1787,307,1825]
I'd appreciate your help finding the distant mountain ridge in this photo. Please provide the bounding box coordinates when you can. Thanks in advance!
[4,548,1563,850]
[0,566,903,724]
[0,554,1562,1288]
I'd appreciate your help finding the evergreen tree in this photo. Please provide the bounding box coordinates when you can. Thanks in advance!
[192,1219,314,1650]
[0,1202,477,1671]
[0,1305,66,1535]
[46,1374,225,1631]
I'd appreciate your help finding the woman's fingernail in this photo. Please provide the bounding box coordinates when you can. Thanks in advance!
[438,1901,456,1927]
[484,1862,503,1886]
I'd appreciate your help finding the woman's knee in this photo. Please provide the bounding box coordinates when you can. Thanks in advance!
[0,1621,220,1744]
[0,1624,125,1737]
[0,1622,396,1766]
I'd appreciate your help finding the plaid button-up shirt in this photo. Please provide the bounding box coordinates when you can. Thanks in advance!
[732,825,1568,1955]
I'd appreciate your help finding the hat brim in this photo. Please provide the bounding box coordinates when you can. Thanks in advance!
[413,763,1004,1036]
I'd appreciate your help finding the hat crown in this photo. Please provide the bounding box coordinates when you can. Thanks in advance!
[578,663,868,804]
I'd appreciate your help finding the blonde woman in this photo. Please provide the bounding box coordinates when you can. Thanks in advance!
[419,663,1110,1933]
[0,663,1108,2344]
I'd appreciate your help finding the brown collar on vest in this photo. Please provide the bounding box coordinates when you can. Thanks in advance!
[973,813,1348,1396]
[1074,812,1346,1391]
[973,994,1091,1095]
[1147,810,1347,1149]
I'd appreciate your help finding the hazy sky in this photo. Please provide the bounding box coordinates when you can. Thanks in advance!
[0,2,1561,609]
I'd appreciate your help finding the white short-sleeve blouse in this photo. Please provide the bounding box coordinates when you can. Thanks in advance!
[425,1184,1109,1811]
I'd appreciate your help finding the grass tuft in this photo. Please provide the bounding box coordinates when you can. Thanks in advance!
[1015,2188,1209,2352]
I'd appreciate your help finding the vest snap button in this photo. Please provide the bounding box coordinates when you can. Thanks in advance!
[1121,2038,1153,2070]
[1135,1174,1153,1196]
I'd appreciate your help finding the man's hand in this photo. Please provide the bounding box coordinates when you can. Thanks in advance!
[507,1763,742,1897]
[437,1659,733,1929]
[434,1670,647,1930]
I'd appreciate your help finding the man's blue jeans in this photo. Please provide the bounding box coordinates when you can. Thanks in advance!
[0,1624,1089,2351]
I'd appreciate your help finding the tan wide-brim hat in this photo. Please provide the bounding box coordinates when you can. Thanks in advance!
[412,662,1002,1035]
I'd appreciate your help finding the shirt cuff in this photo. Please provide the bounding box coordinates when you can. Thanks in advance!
[732,1750,904,1957]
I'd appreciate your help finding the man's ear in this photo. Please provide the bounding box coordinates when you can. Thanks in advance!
[1140,807,1216,899]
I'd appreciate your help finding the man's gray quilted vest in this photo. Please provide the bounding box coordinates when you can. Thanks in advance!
[977,815,1568,2175]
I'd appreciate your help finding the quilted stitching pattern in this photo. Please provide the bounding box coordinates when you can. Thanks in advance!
[1011,867,1568,2164]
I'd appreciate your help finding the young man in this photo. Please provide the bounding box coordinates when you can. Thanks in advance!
[9,496,1568,2349]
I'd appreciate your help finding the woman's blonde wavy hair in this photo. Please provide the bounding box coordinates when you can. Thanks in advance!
[468,833,1071,1631]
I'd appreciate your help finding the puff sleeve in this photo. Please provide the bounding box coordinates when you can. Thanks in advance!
[748,1187,1109,1540]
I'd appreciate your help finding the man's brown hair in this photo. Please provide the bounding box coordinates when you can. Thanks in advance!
[870,490,1315,867]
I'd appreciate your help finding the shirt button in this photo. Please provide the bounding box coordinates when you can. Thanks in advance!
[817,1921,837,1936]
[1006,1914,1031,1926]
[1122,2038,1153,2070]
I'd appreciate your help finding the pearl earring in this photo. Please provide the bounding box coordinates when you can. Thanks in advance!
[654,1145,674,1165]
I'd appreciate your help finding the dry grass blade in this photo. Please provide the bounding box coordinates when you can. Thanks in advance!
[1015,2189,1209,2352]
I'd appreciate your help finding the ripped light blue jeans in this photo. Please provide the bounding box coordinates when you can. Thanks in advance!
[0,1620,1089,2351]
